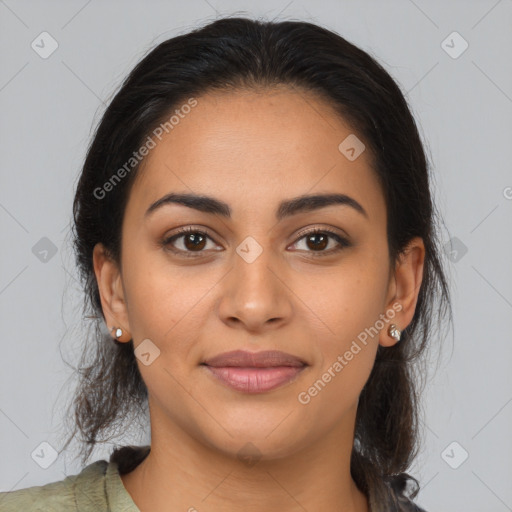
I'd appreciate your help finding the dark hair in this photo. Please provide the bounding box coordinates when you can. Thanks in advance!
[60,15,452,511]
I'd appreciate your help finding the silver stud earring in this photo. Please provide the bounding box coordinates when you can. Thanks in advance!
[109,326,123,339]
[388,324,401,342]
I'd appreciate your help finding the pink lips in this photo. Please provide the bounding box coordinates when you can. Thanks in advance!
[202,350,307,393]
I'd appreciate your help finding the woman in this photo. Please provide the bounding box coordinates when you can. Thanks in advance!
[0,16,451,512]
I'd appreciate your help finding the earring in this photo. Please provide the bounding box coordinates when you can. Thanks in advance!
[388,324,401,342]
[109,326,123,339]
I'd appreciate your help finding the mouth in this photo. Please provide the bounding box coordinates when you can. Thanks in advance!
[202,366,307,393]
[201,350,308,394]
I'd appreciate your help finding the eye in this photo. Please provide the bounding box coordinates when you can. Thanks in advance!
[161,226,351,258]
[290,228,351,256]
[161,227,221,257]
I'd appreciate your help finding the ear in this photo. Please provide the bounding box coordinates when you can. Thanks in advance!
[92,242,131,342]
[380,236,425,347]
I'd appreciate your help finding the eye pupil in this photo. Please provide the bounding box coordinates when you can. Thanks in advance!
[307,233,328,251]
[184,233,206,251]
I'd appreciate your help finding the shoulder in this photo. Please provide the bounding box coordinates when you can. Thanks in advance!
[0,459,109,512]
[0,445,149,512]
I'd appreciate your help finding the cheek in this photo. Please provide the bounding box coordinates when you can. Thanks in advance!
[293,272,383,427]
[294,251,387,392]
[121,246,219,354]
[298,253,388,342]
[121,257,211,404]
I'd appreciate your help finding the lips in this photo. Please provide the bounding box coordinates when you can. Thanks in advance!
[202,350,307,368]
[201,350,308,393]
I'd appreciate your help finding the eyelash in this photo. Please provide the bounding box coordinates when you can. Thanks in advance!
[161,226,351,258]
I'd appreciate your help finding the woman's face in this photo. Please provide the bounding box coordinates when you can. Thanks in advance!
[95,86,422,460]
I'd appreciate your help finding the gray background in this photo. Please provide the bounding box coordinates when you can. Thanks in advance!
[1,1,511,510]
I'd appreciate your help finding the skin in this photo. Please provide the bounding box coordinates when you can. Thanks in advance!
[93,86,425,512]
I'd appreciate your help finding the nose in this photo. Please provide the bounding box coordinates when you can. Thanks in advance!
[216,241,293,334]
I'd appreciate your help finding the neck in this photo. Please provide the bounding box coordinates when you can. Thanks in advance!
[121,403,369,512]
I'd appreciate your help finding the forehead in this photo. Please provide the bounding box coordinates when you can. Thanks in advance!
[126,87,385,224]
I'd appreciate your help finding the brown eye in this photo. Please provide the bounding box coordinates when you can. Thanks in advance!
[291,228,351,256]
[182,232,207,251]
[162,227,219,256]
[305,232,329,251]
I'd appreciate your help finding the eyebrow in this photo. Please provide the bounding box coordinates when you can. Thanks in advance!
[145,192,368,221]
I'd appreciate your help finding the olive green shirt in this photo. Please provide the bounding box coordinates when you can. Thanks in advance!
[0,446,150,512]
